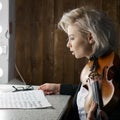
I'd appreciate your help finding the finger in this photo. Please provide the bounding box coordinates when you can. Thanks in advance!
[89,102,98,113]
[38,84,48,91]
[38,84,45,90]
[87,112,96,120]
[87,102,97,120]
[45,90,53,95]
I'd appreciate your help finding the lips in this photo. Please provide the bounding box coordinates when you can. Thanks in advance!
[71,51,75,55]
[70,49,75,55]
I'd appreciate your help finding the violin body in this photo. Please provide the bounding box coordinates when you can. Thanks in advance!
[81,51,120,113]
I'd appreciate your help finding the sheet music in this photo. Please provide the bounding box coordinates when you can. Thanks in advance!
[0,90,52,109]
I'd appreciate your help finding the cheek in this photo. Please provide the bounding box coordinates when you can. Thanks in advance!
[75,40,88,51]
[74,45,85,58]
[75,41,91,56]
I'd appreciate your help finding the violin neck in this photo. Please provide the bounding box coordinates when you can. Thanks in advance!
[92,81,103,120]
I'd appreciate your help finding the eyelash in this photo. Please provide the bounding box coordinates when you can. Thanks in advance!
[69,37,74,41]
[67,37,74,41]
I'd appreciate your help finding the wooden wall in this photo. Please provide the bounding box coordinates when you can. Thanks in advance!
[15,0,120,85]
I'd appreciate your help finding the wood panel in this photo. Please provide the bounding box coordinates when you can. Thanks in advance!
[15,0,120,85]
[42,0,54,84]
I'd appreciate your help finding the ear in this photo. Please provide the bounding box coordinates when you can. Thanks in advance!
[87,32,94,44]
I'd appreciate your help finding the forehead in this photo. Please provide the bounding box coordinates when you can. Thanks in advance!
[67,24,80,35]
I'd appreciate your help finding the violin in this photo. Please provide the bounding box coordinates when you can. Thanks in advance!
[80,51,120,119]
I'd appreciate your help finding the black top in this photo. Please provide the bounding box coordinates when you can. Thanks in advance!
[60,83,81,120]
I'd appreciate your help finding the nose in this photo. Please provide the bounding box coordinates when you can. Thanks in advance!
[66,40,71,48]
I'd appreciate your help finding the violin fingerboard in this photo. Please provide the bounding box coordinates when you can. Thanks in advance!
[91,81,103,109]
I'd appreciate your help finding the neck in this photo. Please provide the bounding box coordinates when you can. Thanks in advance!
[89,47,113,60]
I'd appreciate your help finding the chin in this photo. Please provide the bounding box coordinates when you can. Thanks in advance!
[75,56,80,59]
[75,55,83,59]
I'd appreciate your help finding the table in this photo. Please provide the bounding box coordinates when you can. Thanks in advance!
[0,84,71,120]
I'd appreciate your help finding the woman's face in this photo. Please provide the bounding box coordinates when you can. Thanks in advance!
[67,24,93,59]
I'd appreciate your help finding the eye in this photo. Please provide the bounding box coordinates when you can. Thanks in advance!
[69,37,74,41]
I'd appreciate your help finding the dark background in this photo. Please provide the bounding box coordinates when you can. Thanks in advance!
[15,0,120,85]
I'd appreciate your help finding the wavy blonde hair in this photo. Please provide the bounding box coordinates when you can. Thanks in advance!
[58,6,117,55]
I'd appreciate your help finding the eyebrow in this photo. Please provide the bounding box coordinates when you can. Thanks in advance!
[68,34,74,37]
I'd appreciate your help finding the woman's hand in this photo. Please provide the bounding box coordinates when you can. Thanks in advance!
[38,83,60,95]
[87,102,109,120]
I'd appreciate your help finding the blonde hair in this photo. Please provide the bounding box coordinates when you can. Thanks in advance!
[58,6,117,55]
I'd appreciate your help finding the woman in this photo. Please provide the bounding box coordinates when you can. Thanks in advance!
[38,6,120,120]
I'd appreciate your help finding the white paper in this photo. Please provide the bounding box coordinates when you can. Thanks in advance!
[0,90,52,109]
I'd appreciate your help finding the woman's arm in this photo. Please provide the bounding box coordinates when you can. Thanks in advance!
[60,84,79,96]
[38,83,79,96]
